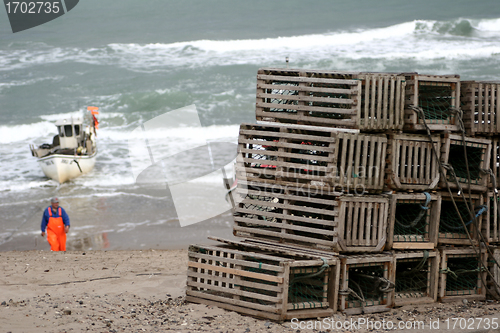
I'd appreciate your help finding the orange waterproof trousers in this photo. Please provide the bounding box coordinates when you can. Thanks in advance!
[47,207,66,251]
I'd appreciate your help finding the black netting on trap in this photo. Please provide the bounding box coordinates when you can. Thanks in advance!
[238,184,283,226]
[288,265,330,309]
[308,81,354,120]
[444,255,484,296]
[394,200,430,242]
[264,81,299,113]
[439,200,478,235]
[417,83,454,123]
[447,141,486,184]
[287,138,330,177]
[395,256,430,299]
[238,255,281,306]
[346,263,391,308]
[244,137,280,170]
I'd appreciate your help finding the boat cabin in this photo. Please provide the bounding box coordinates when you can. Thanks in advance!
[55,118,84,149]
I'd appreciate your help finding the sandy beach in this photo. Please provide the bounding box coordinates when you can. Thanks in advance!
[0,249,499,333]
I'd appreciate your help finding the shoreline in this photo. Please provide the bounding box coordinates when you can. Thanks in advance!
[1,249,499,333]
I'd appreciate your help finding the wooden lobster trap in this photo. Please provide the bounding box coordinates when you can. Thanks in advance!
[233,180,389,253]
[236,122,387,193]
[490,247,500,295]
[489,137,500,189]
[391,251,440,306]
[186,239,340,322]
[461,81,500,136]
[438,192,485,245]
[438,247,487,302]
[403,73,460,132]
[255,68,406,131]
[440,134,491,192]
[484,192,500,243]
[385,134,441,191]
[386,193,441,250]
[338,254,394,315]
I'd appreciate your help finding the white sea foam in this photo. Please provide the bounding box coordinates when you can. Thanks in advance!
[1,18,499,73]
[0,121,56,144]
[475,18,500,31]
[0,118,239,191]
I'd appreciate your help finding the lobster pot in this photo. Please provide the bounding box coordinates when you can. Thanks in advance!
[234,181,389,253]
[484,192,500,243]
[385,134,441,191]
[440,134,491,192]
[236,122,387,192]
[491,248,500,295]
[461,81,500,136]
[186,242,340,322]
[489,137,500,189]
[386,193,441,250]
[338,254,394,315]
[255,68,406,131]
[391,251,440,306]
[438,192,484,245]
[403,74,460,132]
[438,247,487,302]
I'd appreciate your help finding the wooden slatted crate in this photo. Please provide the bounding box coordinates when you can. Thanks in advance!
[484,192,500,243]
[233,180,389,253]
[391,251,440,306]
[440,134,491,192]
[438,247,487,302]
[489,137,500,189]
[461,81,500,136]
[255,68,406,131]
[236,122,387,193]
[338,254,394,314]
[491,248,500,295]
[186,240,340,322]
[385,134,441,191]
[403,74,460,132]
[438,192,485,245]
[386,193,441,250]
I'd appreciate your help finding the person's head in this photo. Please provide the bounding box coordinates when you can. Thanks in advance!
[51,197,59,209]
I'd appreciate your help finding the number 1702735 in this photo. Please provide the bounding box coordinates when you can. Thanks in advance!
[5,2,60,14]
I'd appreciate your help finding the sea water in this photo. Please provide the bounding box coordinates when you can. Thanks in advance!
[1,0,500,250]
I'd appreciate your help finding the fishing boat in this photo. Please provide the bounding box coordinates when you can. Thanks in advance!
[30,107,100,183]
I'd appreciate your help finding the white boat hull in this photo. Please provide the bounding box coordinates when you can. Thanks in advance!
[37,150,97,183]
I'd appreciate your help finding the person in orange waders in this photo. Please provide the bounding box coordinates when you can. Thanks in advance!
[41,197,70,251]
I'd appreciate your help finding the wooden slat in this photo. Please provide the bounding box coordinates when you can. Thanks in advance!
[256,69,405,131]
[186,290,280,314]
[257,74,359,85]
[234,216,337,236]
[188,261,283,284]
[233,225,334,248]
[257,82,354,95]
[257,92,354,105]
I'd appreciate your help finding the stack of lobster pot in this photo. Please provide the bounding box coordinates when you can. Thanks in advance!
[387,73,493,304]
[185,68,499,321]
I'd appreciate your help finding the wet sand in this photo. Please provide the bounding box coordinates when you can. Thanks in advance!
[0,184,237,252]
[1,249,499,333]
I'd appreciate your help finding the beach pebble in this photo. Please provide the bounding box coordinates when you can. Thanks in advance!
[63,309,71,315]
